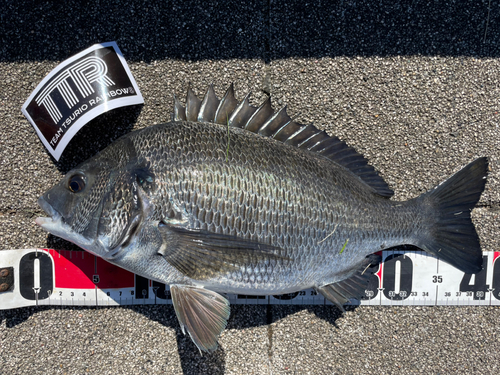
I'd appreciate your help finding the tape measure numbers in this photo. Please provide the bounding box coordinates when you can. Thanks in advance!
[1,249,499,310]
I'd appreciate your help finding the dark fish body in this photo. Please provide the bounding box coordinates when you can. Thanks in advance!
[36,85,488,352]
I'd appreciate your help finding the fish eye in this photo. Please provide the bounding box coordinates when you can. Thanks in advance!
[68,175,86,193]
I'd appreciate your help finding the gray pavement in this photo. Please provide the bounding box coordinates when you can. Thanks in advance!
[1,1,499,374]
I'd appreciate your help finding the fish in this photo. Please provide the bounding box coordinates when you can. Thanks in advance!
[36,84,488,353]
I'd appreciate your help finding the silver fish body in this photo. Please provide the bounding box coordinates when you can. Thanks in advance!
[36,85,488,352]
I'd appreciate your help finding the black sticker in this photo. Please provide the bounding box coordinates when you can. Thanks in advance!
[22,42,143,160]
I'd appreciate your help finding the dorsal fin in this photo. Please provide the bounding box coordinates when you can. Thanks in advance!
[173,84,394,198]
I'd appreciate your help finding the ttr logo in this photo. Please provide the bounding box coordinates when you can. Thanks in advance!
[35,56,115,124]
[22,42,144,160]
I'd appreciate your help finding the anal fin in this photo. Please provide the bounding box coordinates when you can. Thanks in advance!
[315,254,381,311]
[170,285,230,353]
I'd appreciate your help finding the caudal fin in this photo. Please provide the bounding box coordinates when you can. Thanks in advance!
[417,158,488,274]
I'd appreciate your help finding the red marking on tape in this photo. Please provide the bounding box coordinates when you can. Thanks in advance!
[493,252,500,264]
[46,249,135,289]
[95,257,134,289]
[49,249,95,289]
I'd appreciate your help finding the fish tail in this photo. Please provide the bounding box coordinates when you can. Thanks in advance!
[416,157,488,274]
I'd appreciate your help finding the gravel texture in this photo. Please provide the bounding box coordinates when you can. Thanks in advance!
[1,1,499,374]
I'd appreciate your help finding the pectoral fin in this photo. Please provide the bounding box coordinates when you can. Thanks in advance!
[157,221,290,280]
[316,254,381,311]
[170,285,230,353]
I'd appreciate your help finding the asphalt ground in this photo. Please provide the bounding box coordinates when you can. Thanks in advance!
[1,1,500,374]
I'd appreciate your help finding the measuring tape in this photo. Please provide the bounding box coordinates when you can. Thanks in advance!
[1,249,499,310]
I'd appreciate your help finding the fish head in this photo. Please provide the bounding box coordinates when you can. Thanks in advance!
[36,138,155,260]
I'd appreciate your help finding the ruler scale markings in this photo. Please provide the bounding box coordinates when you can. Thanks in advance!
[0,249,499,309]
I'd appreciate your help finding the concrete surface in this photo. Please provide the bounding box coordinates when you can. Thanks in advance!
[1,1,499,374]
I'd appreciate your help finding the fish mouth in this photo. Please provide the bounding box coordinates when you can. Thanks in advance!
[35,196,63,231]
[35,195,94,250]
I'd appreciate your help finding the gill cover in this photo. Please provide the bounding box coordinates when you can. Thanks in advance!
[97,167,155,255]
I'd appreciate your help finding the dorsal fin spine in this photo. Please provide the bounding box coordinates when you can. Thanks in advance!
[173,95,187,122]
[198,84,219,123]
[245,98,273,133]
[273,121,301,142]
[228,93,255,128]
[214,84,238,124]
[185,87,201,121]
[284,125,309,145]
[297,131,323,149]
[272,120,293,139]
[257,106,289,136]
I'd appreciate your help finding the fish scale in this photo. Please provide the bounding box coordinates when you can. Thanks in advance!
[36,84,488,353]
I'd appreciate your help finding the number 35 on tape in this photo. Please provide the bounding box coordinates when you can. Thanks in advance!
[0,249,499,309]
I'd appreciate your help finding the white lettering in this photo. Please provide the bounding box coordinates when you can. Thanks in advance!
[49,128,64,146]
[56,104,90,131]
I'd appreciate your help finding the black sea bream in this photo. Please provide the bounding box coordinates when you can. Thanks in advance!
[36,84,488,352]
